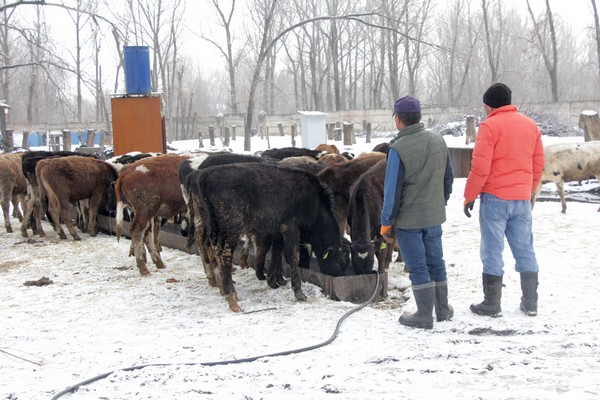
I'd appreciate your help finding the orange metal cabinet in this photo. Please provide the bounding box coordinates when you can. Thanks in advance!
[111,96,166,155]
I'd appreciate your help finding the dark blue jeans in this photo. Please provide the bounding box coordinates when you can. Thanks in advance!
[395,225,447,285]
[479,193,539,276]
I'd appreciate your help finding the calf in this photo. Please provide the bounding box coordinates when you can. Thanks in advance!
[347,159,395,274]
[20,150,97,237]
[36,156,118,240]
[532,141,600,213]
[115,154,191,275]
[185,162,350,312]
[0,153,27,233]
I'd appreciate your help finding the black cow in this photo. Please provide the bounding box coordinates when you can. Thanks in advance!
[185,162,350,312]
[260,147,325,161]
[347,159,395,274]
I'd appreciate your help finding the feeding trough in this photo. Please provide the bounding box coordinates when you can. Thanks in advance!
[96,214,387,304]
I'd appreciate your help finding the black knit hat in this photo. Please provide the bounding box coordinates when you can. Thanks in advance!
[483,83,512,108]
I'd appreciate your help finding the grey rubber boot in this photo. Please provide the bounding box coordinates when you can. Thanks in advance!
[470,273,503,317]
[434,280,454,322]
[399,282,435,329]
[520,272,538,316]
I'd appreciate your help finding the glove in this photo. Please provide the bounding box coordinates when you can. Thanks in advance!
[463,200,475,218]
[380,225,395,244]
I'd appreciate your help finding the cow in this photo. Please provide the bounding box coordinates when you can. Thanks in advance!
[347,158,395,274]
[0,153,27,233]
[314,143,340,154]
[36,156,118,240]
[185,162,350,312]
[372,142,391,154]
[317,152,386,234]
[259,147,326,161]
[115,154,191,275]
[532,141,600,213]
[20,150,99,238]
[317,153,349,166]
[178,152,266,283]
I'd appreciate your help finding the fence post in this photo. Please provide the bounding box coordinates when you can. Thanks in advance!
[62,129,72,151]
[291,124,296,147]
[231,125,236,141]
[198,130,204,148]
[366,122,372,143]
[22,130,30,149]
[342,123,353,146]
[578,111,600,141]
[223,126,230,147]
[2,129,14,150]
[278,122,285,136]
[86,129,95,147]
[208,125,215,146]
[465,115,477,145]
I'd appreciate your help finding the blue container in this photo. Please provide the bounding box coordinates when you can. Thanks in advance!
[123,46,151,94]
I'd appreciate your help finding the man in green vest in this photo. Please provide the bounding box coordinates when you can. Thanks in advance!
[380,95,454,329]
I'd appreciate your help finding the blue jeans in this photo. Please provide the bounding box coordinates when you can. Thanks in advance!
[395,225,447,285]
[479,193,539,276]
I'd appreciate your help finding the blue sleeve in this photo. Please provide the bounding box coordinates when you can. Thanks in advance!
[381,149,404,226]
[444,151,454,203]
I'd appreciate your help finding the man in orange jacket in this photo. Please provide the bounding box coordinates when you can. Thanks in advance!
[464,83,544,317]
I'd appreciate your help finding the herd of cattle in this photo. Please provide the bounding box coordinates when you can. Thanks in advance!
[0,139,599,311]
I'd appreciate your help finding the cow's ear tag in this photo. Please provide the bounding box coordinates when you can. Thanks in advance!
[380,242,387,250]
[323,251,329,259]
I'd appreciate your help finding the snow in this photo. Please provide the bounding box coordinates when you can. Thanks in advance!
[1,132,600,400]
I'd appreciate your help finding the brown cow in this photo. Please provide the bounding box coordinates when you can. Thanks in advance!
[317,152,386,234]
[0,153,27,233]
[115,154,191,275]
[36,156,118,240]
[314,143,340,154]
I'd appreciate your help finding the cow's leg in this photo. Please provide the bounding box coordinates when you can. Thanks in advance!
[145,217,166,269]
[267,233,287,288]
[253,234,272,282]
[283,227,306,301]
[557,181,567,213]
[60,203,81,241]
[20,184,35,237]
[239,234,252,269]
[44,190,69,240]
[219,241,241,312]
[1,190,12,233]
[11,194,23,222]
[87,192,104,237]
[130,215,150,275]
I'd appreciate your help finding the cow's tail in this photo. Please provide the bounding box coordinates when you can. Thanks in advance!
[115,179,124,242]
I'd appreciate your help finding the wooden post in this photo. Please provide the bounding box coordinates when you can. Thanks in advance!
[291,124,296,147]
[62,129,72,151]
[334,127,342,141]
[366,122,372,143]
[208,125,215,146]
[198,130,204,148]
[86,129,95,147]
[278,122,285,137]
[266,126,270,149]
[231,125,236,141]
[326,123,335,140]
[578,111,600,141]
[223,126,230,147]
[465,115,477,145]
[2,129,14,150]
[22,130,29,149]
[343,122,353,146]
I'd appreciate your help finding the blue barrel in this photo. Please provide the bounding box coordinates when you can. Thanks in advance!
[123,46,151,94]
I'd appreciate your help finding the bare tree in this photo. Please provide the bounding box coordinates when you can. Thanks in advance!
[481,0,504,83]
[527,0,559,101]
[592,0,600,84]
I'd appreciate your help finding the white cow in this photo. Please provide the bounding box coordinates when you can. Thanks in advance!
[532,141,600,213]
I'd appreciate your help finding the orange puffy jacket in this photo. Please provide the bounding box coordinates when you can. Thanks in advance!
[464,105,544,202]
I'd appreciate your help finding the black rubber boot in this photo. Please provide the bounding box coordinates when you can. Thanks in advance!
[470,273,503,317]
[520,272,538,316]
[399,282,435,329]
[434,280,453,322]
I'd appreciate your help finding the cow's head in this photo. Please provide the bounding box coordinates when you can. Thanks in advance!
[318,243,350,277]
[350,240,375,275]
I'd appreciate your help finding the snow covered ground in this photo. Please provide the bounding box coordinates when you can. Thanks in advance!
[1,133,599,399]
